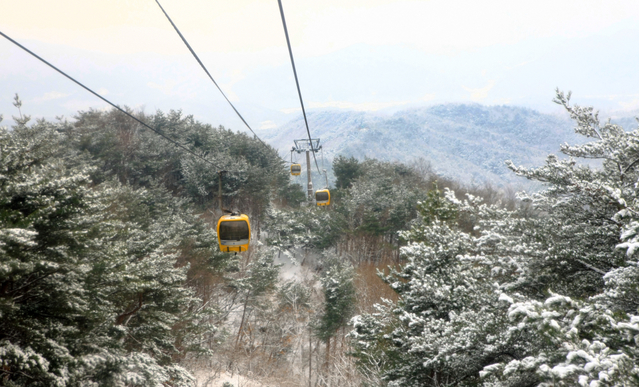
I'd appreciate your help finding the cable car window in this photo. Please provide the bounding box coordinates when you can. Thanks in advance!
[316,191,329,202]
[219,220,249,241]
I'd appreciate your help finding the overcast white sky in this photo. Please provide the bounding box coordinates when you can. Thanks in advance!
[2,0,639,130]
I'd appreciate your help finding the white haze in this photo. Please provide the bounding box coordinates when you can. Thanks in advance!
[1,0,639,132]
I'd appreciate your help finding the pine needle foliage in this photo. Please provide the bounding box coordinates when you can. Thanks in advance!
[350,91,639,386]
[68,108,291,219]
[0,109,241,386]
[316,256,356,343]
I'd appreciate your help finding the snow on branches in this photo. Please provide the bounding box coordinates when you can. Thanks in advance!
[350,91,639,386]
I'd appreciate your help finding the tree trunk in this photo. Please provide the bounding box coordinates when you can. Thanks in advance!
[235,290,251,347]
[309,325,312,387]
[325,336,330,371]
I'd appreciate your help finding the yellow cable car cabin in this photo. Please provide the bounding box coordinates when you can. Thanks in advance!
[291,164,302,176]
[315,189,330,206]
[217,213,251,253]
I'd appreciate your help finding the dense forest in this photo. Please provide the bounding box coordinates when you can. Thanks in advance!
[2,91,639,387]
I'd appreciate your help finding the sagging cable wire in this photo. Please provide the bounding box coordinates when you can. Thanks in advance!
[0,29,219,169]
[277,0,322,176]
[154,0,268,148]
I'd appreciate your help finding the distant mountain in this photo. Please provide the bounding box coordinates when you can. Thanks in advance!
[261,104,585,188]
[610,111,639,131]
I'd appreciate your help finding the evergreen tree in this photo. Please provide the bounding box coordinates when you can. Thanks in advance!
[0,118,222,386]
[316,256,356,342]
[333,155,363,190]
[316,255,356,372]
[416,182,458,227]
[265,206,344,252]
[350,91,639,386]
[230,249,280,349]
[351,191,529,386]
[68,107,291,218]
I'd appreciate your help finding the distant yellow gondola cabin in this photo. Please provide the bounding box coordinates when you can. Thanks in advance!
[315,189,330,206]
[291,164,302,176]
[217,213,251,253]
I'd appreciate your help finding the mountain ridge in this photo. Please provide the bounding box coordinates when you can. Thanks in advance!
[260,103,583,188]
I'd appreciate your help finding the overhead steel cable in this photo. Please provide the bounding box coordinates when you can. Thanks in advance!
[0,29,219,169]
[153,0,268,148]
[276,0,322,175]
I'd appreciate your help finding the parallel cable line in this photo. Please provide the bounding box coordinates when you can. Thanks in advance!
[0,29,219,169]
[154,0,268,148]
[276,0,322,175]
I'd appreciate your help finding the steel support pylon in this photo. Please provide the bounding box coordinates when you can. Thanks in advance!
[306,150,313,200]
[292,138,321,202]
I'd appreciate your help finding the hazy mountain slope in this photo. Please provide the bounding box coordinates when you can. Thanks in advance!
[261,104,581,187]
[610,112,639,131]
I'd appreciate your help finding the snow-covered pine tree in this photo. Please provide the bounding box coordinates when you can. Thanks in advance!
[316,255,356,373]
[485,91,639,385]
[1,117,100,386]
[351,91,639,386]
[70,108,289,221]
[230,249,280,350]
[265,206,344,253]
[333,155,363,190]
[338,160,425,240]
[0,118,220,386]
[350,187,531,386]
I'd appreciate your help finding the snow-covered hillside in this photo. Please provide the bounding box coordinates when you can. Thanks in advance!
[261,104,584,187]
